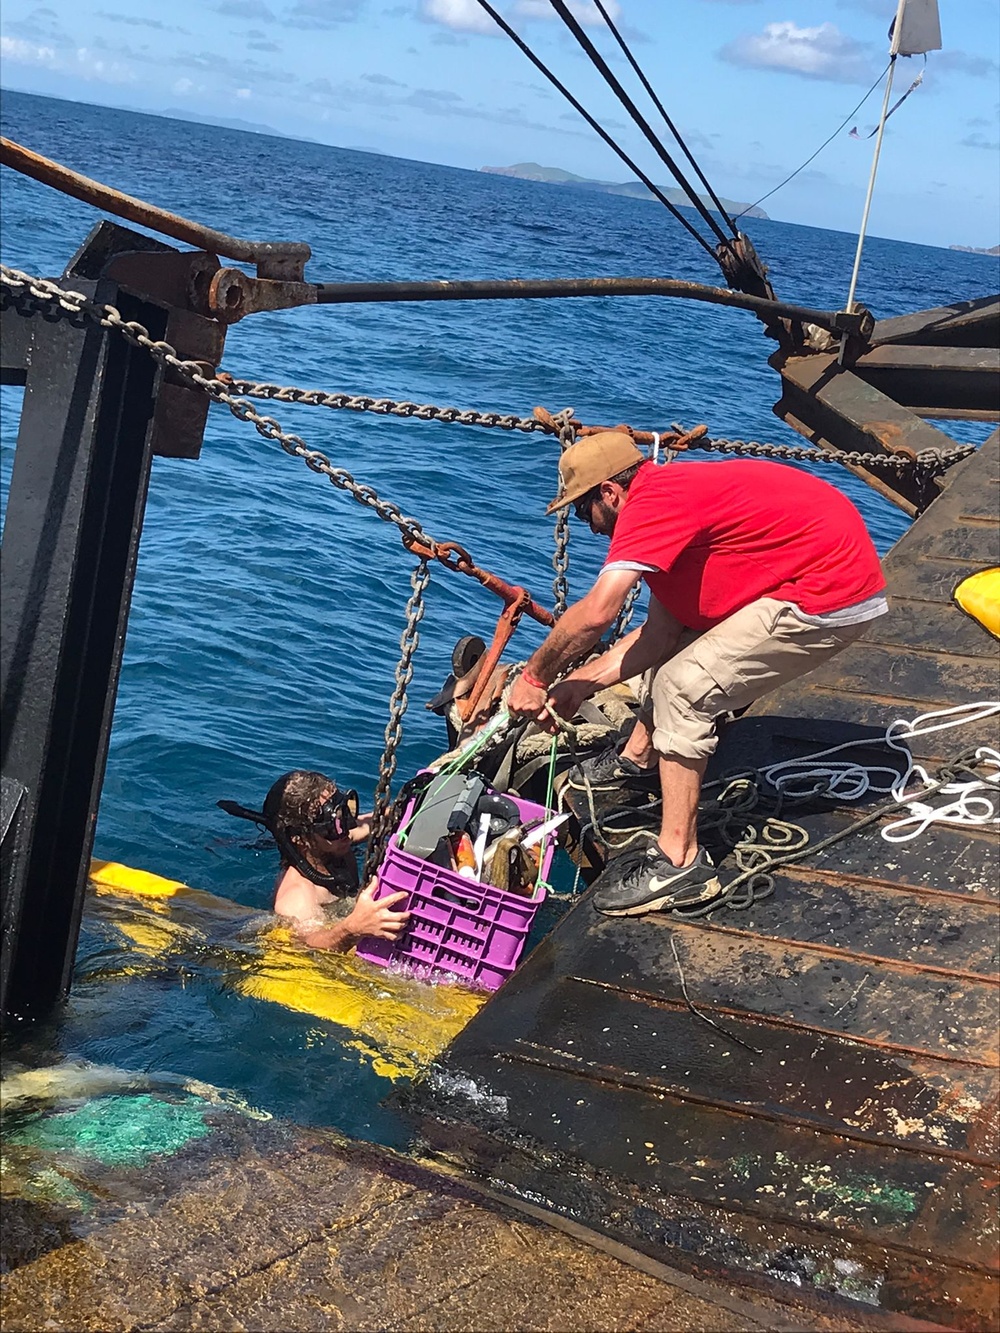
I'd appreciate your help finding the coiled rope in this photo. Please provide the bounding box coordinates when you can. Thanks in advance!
[755,701,1000,842]
[563,702,1000,913]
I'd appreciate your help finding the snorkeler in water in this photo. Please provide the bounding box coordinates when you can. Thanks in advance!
[218,770,409,952]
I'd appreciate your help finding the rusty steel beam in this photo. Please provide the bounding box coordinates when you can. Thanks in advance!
[915,406,999,422]
[772,351,965,513]
[852,343,1000,416]
[65,221,228,460]
[0,136,310,280]
[872,294,1000,348]
[775,404,919,517]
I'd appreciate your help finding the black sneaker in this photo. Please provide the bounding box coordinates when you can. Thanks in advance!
[572,742,659,792]
[593,844,722,916]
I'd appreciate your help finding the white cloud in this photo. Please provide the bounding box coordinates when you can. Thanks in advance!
[418,0,620,35]
[720,20,877,84]
[287,0,364,27]
[0,33,135,83]
[419,0,496,34]
[74,46,136,83]
[0,34,59,68]
[235,86,252,98]
[935,50,999,80]
[172,76,194,94]
[514,0,620,23]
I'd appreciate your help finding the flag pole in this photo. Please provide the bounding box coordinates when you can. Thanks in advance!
[845,45,899,314]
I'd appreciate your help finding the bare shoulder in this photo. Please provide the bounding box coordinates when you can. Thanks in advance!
[273,865,328,924]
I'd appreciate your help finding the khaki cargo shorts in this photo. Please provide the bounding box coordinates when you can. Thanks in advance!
[633,597,873,761]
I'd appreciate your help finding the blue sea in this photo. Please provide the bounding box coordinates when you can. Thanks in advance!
[1,89,995,1137]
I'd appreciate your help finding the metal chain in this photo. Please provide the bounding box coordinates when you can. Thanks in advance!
[0,264,977,541]
[219,376,544,434]
[218,374,977,477]
[363,557,431,879]
[5,263,970,480]
[609,580,642,644]
[691,433,977,476]
[551,409,576,617]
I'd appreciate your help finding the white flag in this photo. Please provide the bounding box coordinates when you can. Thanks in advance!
[890,0,942,56]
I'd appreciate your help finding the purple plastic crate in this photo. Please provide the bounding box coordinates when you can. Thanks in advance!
[356,790,555,991]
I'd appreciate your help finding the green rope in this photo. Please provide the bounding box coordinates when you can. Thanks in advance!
[535,735,560,895]
[397,709,513,847]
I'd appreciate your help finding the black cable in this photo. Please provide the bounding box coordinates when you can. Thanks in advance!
[472,0,720,263]
[547,0,732,250]
[734,62,891,222]
[591,0,739,239]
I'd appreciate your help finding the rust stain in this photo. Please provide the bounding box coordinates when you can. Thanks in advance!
[864,419,919,459]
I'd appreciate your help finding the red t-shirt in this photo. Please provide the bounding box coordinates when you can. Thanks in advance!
[604,460,885,631]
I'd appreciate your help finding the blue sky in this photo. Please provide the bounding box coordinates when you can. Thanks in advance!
[1,0,997,247]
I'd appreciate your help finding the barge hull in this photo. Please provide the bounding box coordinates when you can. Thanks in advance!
[414,433,1000,1330]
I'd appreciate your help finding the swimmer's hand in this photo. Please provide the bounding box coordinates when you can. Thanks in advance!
[348,818,371,845]
[346,880,409,942]
[297,881,409,952]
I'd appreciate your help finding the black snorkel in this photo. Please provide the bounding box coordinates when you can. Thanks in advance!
[217,796,358,894]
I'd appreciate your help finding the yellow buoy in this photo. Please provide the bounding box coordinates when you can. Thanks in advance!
[88,859,485,1081]
[954,566,1000,639]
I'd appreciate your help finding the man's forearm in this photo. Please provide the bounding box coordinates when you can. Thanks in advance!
[526,599,615,684]
[567,619,681,692]
[564,626,643,692]
[300,920,356,952]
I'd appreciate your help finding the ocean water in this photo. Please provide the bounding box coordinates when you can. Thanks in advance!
[0,90,995,1135]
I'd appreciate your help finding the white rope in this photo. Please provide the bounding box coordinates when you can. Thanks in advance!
[650,431,661,465]
[758,702,1000,843]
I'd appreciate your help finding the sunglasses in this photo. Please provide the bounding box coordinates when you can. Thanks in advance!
[312,787,359,841]
[573,488,601,523]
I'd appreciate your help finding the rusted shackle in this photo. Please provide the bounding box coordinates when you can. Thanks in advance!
[532,406,708,452]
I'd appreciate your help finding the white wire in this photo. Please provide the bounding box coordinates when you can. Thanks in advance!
[758,702,1000,844]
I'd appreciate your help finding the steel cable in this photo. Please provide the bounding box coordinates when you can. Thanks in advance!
[734,63,892,223]
[470,0,721,264]
[547,0,733,250]
[591,0,739,239]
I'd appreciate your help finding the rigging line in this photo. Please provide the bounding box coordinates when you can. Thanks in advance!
[847,54,898,314]
[471,0,720,263]
[734,61,891,222]
[591,0,739,239]
[546,0,732,250]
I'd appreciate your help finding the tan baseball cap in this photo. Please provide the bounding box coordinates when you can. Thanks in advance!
[546,431,645,515]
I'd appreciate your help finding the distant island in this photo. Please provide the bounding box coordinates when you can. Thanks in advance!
[480,162,769,220]
[158,108,316,140]
[949,243,1000,256]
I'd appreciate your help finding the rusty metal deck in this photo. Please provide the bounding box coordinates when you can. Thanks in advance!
[409,433,1000,1330]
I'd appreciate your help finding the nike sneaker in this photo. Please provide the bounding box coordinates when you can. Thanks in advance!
[572,742,659,792]
[593,843,722,916]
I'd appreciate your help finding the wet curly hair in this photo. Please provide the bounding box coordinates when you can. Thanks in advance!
[262,770,336,841]
[260,767,338,837]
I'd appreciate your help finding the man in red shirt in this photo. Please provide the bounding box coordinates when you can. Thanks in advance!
[507,431,887,916]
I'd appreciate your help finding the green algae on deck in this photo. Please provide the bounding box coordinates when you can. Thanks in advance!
[5,1094,212,1168]
[729,1151,918,1223]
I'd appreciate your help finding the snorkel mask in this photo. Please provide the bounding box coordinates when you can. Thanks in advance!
[311,788,359,842]
[217,772,360,892]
